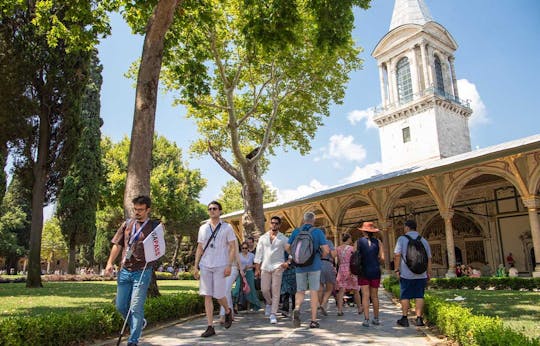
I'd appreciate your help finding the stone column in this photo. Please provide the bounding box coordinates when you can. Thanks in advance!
[409,47,420,96]
[420,42,430,88]
[388,60,396,106]
[449,56,459,99]
[380,219,392,273]
[523,196,540,277]
[425,44,434,89]
[378,63,388,107]
[441,209,457,278]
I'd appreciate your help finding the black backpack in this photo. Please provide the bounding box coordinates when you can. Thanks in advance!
[349,241,363,276]
[403,234,428,274]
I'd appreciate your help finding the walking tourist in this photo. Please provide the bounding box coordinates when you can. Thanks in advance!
[357,222,384,326]
[105,195,158,346]
[194,201,236,337]
[286,211,329,329]
[254,216,289,324]
[394,220,432,327]
[335,233,361,316]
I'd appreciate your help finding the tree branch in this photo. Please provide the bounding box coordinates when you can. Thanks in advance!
[207,141,242,182]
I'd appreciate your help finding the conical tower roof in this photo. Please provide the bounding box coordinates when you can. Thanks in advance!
[389,0,433,30]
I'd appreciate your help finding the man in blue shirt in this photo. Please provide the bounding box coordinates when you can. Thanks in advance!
[286,212,329,329]
[394,219,432,327]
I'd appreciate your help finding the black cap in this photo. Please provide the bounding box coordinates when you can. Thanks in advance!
[404,220,417,230]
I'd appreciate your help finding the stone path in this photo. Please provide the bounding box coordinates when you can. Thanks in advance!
[96,290,445,346]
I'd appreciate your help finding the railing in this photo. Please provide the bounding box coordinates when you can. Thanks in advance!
[374,85,471,116]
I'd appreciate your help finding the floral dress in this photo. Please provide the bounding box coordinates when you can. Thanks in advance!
[336,244,359,290]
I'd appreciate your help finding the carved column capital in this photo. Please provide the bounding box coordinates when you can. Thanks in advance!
[522,195,540,209]
[440,208,454,220]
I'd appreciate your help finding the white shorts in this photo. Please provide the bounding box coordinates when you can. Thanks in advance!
[199,265,228,299]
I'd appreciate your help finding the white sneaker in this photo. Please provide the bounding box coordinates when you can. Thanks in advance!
[270,314,277,324]
[265,304,272,316]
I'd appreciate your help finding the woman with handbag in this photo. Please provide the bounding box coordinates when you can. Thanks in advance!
[219,239,244,324]
[335,233,361,316]
[232,242,261,311]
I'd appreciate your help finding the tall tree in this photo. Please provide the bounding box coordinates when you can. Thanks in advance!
[1,0,110,287]
[115,0,182,216]
[0,174,31,271]
[41,217,68,274]
[56,50,104,274]
[163,0,370,236]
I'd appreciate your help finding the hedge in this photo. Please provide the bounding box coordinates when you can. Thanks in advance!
[429,277,540,290]
[0,292,204,346]
[382,277,540,346]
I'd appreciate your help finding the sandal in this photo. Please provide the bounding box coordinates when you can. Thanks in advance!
[309,320,320,328]
[337,311,344,316]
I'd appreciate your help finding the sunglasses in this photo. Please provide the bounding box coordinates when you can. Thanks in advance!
[270,221,280,225]
[208,207,219,211]
[241,247,248,250]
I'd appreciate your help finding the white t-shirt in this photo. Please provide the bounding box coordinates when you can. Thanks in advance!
[239,252,255,271]
[198,220,236,268]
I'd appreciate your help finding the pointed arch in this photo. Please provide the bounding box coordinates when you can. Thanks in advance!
[445,167,525,207]
[382,181,434,219]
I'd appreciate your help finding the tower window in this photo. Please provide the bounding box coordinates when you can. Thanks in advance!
[402,127,411,143]
[434,55,445,95]
[396,57,413,104]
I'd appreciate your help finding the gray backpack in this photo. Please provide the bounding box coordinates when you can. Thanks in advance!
[290,226,315,267]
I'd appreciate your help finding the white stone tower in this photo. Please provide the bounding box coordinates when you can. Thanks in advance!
[372,0,472,170]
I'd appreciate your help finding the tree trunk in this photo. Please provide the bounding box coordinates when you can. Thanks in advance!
[171,233,181,267]
[241,165,265,239]
[67,238,77,274]
[123,0,182,298]
[123,0,182,216]
[26,104,50,288]
[147,270,161,297]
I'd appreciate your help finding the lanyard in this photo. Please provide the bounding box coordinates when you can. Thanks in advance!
[129,219,149,246]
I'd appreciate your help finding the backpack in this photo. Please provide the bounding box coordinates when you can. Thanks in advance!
[403,234,428,274]
[349,246,363,276]
[290,226,316,267]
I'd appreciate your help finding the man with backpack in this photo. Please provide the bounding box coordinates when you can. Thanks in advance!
[394,220,432,327]
[285,212,330,329]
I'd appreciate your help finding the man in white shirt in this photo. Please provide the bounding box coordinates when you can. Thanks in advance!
[194,201,236,337]
[254,216,290,324]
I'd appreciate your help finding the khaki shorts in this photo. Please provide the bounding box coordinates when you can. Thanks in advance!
[199,265,228,299]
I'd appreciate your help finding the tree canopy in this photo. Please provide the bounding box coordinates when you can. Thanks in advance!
[161,0,371,236]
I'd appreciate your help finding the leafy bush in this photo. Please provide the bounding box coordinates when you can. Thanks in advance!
[0,292,204,346]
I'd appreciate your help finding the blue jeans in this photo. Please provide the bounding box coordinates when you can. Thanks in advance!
[116,267,152,343]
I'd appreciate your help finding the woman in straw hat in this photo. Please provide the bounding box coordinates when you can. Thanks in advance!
[356,221,384,327]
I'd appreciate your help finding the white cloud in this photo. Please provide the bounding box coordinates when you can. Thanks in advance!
[274,179,329,203]
[318,134,367,163]
[341,162,385,184]
[347,108,377,129]
[457,79,488,127]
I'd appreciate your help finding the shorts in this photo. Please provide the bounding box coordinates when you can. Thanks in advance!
[199,265,228,299]
[296,271,321,291]
[399,278,427,299]
[320,261,337,285]
[358,277,381,288]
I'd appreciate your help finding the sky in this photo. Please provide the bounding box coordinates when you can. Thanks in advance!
[97,0,540,208]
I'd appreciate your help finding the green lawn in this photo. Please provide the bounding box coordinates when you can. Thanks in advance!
[0,279,199,319]
[428,289,540,339]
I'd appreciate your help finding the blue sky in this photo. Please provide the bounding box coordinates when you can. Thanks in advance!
[97,0,540,207]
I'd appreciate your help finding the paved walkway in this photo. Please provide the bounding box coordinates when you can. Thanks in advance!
[97,290,445,346]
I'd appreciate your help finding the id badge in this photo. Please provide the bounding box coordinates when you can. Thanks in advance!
[125,248,133,260]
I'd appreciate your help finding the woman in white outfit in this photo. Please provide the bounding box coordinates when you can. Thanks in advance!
[219,239,244,324]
